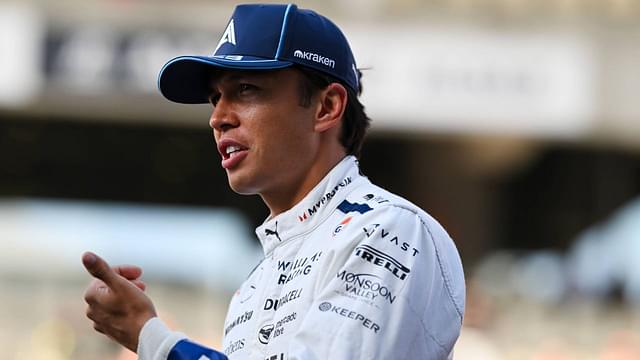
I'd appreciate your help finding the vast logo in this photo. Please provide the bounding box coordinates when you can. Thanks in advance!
[298,177,352,222]
[258,324,274,345]
[354,245,410,280]
[362,224,420,257]
[318,302,381,333]
[293,50,336,68]
[215,19,237,52]
[337,270,396,304]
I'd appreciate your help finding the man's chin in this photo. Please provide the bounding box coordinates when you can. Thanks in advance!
[226,177,259,195]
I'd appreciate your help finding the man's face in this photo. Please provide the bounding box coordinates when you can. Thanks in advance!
[208,68,320,196]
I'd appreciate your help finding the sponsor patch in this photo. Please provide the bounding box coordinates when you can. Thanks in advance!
[223,338,245,356]
[336,270,396,305]
[293,49,336,68]
[318,302,381,333]
[224,310,253,336]
[264,288,303,311]
[277,252,322,285]
[363,224,420,256]
[353,244,410,281]
[258,324,274,345]
[333,216,353,236]
[337,200,373,215]
[298,177,352,222]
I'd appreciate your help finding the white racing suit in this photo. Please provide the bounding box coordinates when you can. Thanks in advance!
[137,156,465,360]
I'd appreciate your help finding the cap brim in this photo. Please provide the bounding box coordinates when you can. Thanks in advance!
[158,55,293,104]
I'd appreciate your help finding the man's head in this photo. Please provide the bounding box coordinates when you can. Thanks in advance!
[158,4,369,204]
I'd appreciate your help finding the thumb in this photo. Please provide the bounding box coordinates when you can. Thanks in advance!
[82,252,122,289]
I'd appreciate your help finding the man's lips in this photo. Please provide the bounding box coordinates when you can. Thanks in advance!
[217,139,249,169]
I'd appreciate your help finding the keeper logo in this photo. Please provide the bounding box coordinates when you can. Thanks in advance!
[317,302,381,333]
[294,50,336,68]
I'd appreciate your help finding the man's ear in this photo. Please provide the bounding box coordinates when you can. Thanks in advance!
[314,82,348,133]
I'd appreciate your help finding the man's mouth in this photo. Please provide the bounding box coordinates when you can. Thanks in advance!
[225,145,246,159]
[218,140,249,169]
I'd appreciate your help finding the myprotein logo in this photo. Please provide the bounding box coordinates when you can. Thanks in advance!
[337,270,396,304]
[293,50,336,68]
[298,177,352,222]
[354,245,410,281]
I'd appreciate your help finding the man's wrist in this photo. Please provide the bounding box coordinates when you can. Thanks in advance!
[137,317,187,359]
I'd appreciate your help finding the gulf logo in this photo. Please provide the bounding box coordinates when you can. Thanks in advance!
[333,216,353,236]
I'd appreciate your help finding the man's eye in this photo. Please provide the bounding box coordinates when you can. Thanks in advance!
[239,83,257,93]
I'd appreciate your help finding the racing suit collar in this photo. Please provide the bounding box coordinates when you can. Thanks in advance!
[256,155,364,256]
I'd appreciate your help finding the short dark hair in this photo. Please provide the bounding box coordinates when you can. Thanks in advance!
[295,66,370,158]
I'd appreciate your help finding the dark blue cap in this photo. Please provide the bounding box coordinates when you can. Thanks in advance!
[158,3,359,104]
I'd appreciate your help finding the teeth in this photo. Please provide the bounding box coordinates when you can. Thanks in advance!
[226,145,241,155]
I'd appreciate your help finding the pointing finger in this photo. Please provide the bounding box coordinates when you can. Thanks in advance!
[82,252,122,289]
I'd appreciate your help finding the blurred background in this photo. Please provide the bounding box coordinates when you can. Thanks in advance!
[1,0,640,359]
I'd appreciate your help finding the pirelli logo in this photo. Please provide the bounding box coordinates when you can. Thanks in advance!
[354,244,410,281]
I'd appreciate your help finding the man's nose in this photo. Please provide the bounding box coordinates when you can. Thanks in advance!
[209,97,236,131]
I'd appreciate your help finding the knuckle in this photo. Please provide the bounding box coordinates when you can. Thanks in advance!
[86,308,96,321]
[84,293,94,304]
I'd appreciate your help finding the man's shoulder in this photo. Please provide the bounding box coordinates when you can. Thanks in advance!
[334,178,466,323]
[337,180,458,267]
[340,180,437,229]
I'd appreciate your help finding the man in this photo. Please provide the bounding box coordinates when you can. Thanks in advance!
[83,4,465,359]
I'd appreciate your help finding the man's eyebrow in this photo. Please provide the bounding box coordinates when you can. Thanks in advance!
[209,70,281,93]
[216,72,268,83]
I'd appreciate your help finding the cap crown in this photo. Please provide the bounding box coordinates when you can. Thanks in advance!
[213,4,359,92]
[157,4,359,104]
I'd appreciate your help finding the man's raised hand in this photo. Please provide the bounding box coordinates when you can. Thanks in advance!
[82,251,157,352]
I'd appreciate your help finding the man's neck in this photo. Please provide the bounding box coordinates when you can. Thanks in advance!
[261,152,347,218]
